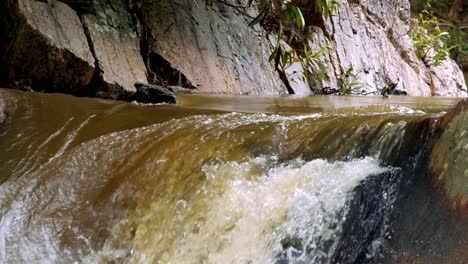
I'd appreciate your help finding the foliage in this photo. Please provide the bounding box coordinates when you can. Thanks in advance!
[410,1,453,66]
[430,0,453,10]
[443,23,468,68]
[337,66,362,95]
[248,0,339,89]
[300,44,332,82]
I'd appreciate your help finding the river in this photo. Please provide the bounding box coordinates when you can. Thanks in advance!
[0,89,466,263]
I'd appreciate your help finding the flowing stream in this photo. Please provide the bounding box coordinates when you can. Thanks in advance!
[0,89,466,263]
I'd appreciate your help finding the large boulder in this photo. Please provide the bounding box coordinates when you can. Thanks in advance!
[140,0,287,95]
[0,0,95,93]
[81,0,148,100]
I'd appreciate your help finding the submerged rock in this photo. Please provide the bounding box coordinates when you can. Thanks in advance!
[0,0,95,93]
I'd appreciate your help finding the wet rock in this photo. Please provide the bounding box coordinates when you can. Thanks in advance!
[379,101,468,263]
[430,99,468,210]
[81,0,147,99]
[140,0,286,95]
[331,170,401,264]
[0,0,95,93]
[133,83,176,104]
[275,170,402,264]
[321,87,339,95]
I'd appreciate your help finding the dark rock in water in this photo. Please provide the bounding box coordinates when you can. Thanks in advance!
[390,89,407,95]
[13,79,34,92]
[321,87,339,95]
[381,83,406,97]
[331,169,401,264]
[275,170,402,264]
[134,83,176,104]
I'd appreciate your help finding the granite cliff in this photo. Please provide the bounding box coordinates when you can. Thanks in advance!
[0,0,466,101]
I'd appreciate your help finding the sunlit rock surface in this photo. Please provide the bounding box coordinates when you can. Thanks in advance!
[317,0,467,96]
[140,0,287,95]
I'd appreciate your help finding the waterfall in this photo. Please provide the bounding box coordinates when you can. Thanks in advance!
[0,89,465,263]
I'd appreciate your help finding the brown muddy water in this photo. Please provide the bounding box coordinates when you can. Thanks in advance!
[0,89,466,263]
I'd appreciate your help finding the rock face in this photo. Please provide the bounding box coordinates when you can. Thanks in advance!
[0,0,153,102]
[140,0,287,95]
[0,0,466,98]
[0,96,7,133]
[81,0,147,99]
[314,0,468,96]
[0,0,95,93]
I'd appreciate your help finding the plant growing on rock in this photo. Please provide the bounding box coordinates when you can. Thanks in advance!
[248,0,338,92]
[337,65,362,95]
[410,3,453,66]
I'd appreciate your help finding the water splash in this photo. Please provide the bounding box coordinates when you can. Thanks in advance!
[87,156,389,264]
[0,101,433,263]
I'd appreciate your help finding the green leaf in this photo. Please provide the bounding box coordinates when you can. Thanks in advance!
[249,7,267,27]
[269,47,278,62]
[292,6,305,30]
[313,46,329,58]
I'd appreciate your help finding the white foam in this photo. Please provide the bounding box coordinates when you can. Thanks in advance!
[113,156,389,264]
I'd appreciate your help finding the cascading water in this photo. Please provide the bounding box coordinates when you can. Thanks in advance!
[0,89,465,263]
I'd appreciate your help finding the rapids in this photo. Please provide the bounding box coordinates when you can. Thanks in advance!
[0,89,466,263]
